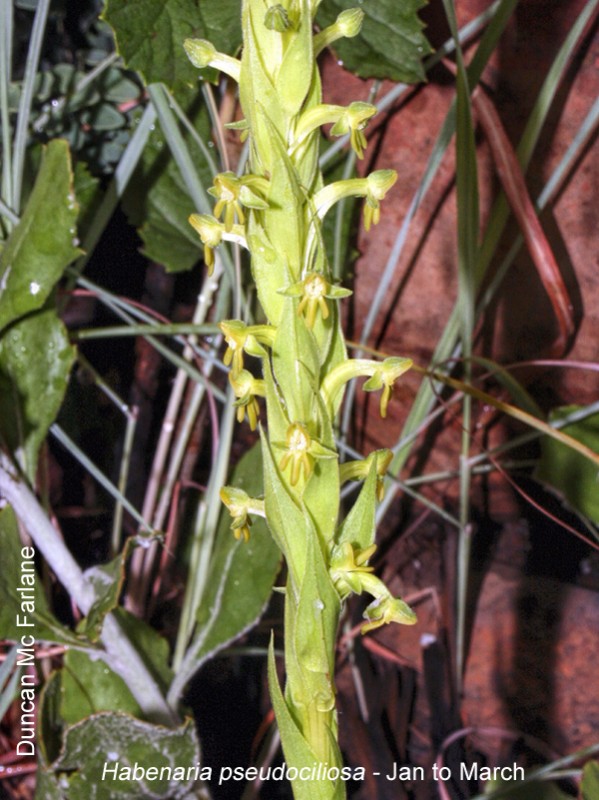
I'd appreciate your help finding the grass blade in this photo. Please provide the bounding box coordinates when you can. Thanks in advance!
[12,0,51,213]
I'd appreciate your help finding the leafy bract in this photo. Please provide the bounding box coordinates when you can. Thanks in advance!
[294,532,339,679]
[261,429,311,585]
[336,459,377,550]
[0,140,80,333]
[317,0,432,83]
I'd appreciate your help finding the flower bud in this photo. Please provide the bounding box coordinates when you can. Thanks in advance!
[184,38,217,69]
[183,38,241,82]
[313,7,364,56]
[337,8,364,38]
[264,4,292,32]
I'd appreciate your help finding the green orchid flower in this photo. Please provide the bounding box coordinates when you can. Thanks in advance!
[277,422,337,486]
[219,486,265,542]
[188,213,247,274]
[229,369,265,430]
[219,320,275,377]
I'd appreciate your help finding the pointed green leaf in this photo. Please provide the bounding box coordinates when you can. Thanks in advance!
[112,608,173,691]
[0,140,80,333]
[336,459,378,550]
[272,300,320,424]
[263,357,290,444]
[295,533,339,679]
[302,394,340,542]
[79,541,136,643]
[275,0,314,116]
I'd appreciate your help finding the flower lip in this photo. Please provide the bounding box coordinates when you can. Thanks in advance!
[279,423,313,486]
[277,422,337,486]
[229,369,265,430]
[280,272,352,328]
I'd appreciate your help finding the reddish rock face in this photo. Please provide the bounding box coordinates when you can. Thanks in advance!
[320,9,599,783]
[320,0,599,497]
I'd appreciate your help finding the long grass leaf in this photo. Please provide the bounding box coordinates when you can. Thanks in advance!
[0,1,14,210]
[441,0,480,692]
[50,424,154,532]
[12,0,51,213]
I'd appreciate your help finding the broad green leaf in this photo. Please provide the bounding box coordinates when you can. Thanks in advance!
[582,761,599,800]
[336,459,377,550]
[0,506,85,647]
[536,406,599,524]
[0,310,75,480]
[73,161,101,245]
[267,641,344,800]
[103,0,242,90]
[60,650,141,726]
[190,443,281,667]
[317,0,432,83]
[49,712,204,799]
[0,140,80,333]
[112,608,173,690]
[34,769,63,800]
